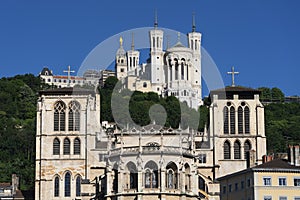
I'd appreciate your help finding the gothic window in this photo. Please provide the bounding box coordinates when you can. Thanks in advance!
[113,169,118,192]
[185,164,191,191]
[157,36,159,48]
[64,172,71,197]
[198,176,205,191]
[238,106,243,134]
[144,161,158,188]
[126,162,137,189]
[74,137,80,155]
[129,57,132,67]
[76,176,81,197]
[223,107,229,134]
[224,140,231,159]
[234,140,241,159]
[54,176,59,197]
[53,138,60,155]
[54,101,66,131]
[68,101,80,131]
[191,40,194,50]
[230,106,235,134]
[244,106,250,133]
[166,162,178,189]
[244,140,252,159]
[63,138,70,155]
[195,39,198,50]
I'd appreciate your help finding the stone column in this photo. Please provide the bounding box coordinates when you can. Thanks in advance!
[160,168,166,192]
[178,61,182,80]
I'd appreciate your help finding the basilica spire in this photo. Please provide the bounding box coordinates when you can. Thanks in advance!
[192,12,196,32]
[154,9,158,28]
[131,32,135,51]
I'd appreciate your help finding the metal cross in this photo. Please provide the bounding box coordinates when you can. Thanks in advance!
[227,66,239,87]
[63,65,75,86]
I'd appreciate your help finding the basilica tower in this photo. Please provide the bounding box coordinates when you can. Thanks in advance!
[149,14,165,93]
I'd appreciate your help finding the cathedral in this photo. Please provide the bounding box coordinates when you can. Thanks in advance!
[35,18,267,200]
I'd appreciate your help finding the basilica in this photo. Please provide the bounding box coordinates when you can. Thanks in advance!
[35,18,267,200]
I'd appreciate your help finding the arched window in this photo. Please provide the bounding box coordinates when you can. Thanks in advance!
[63,138,70,155]
[54,101,66,131]
[186,65,189,80]
[244,106,250,133]
[223,107,229,134]
[54,176,59,197]
[174,59,179,80]
[238,106,243,134]
[224,141,231,159]
[244,140,252,159]
[198,176,205,191]
[143,82,147,88]
[68,101,80,131]
[126,162,137,189]
[185,164,191,191]
[53,138,60,155]
[230,106,235,134]
[144,161,158,188]
[74,138,80,155]
[166,162,178,189]
[76,176,81,197]
[234,140,241,159]
[64,172,71,197]
[181,62,184,80]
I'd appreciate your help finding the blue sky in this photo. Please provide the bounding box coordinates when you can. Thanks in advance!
[0,1,299,96]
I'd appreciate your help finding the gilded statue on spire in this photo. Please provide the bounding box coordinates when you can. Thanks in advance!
[119,36,123,47]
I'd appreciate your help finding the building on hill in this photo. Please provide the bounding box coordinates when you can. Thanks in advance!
[0,174,24,200]
[218,147,300,200]
[39,67,115,88]
[115,19,202,110]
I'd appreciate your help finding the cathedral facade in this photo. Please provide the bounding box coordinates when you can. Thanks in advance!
[35,20,267,200]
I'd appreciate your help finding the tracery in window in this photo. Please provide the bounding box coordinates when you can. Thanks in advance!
[53,138,60,155]
[144,161,158,188]
[54,101,66,131]
[68,101,80,131]
[166,162,178,189]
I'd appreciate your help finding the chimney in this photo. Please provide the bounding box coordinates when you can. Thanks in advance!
[288,145,294,165]
[295,145,300,166]
[11,174,19,195]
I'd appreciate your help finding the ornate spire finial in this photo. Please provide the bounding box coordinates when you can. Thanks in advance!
[192,12,196,32]
[119,36,123,47]
[154,9,158,28]
[131,32,135,51]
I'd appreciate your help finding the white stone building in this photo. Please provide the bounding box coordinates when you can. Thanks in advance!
[115,21,202,110]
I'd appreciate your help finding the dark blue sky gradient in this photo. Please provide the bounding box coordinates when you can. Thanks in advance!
[0,1,299,96]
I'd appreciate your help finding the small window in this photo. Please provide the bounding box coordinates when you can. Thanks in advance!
[198,154,207,163]
[222,186,226,194]
[247,178,251,187]
[264,196,272,200]
[65,172,71,197]
[294,178,300,186]
[279,177,286,186]
[235,183,238,191]
[241,181,244,189]
[228,184,232,192]
[74,138,81,155]
[63,138,70,155]
[53,138,60,155]
[263,177,272,186]
[279,197,287,200]
[143,82,147,88]
[120,68,124,72]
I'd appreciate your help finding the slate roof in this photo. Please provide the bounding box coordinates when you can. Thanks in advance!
[39,87,95,96]
[210,86,261,100]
